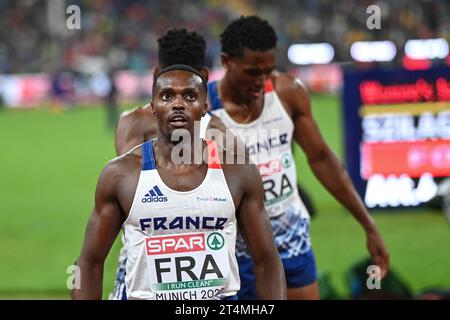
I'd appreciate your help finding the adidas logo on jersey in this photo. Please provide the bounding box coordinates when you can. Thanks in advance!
[142,185,168,203]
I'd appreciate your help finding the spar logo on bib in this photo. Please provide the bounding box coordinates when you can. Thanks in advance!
[146,233,205,255]
[281,153,292,169]
[145,232,230,300]
[207,232,224,250]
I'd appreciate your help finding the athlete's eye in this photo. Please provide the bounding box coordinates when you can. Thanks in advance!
[246,69,262,77]
[184,93,197,101]
[160,93,172,101]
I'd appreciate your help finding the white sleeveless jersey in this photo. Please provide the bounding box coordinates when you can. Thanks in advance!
[208,80,311,259]
[110,112,214,300]
[199,113,211,138]
[122,139,239,300]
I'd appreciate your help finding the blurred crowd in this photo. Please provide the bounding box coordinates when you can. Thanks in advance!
[0,0,448,75]
[255,0,449,66]
[0,0,234,74]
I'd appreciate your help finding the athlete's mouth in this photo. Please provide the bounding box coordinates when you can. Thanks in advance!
[169,113,189,127]
[249,87,263,97]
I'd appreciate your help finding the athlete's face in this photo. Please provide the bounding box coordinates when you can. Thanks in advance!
[151,70,208,139]
[222,48,276,102]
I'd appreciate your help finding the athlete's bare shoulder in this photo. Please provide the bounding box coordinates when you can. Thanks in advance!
[270,71,311,117]
[118,103,154,127]
[119,103,151,119]
[271,71,307,92]
[115,103,157,155]
[103,145,142,181]
[207,114,227,132]
[95,144,143,220]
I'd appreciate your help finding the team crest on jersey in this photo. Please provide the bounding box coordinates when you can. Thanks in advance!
[142,185,168,203]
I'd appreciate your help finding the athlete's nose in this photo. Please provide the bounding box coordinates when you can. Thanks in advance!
[255,74,266,87]
[262,71,272,84]
[172,94,185,110]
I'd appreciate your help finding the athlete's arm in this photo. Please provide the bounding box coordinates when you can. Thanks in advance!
[71,161,125,299]
[237,163,286,299]
[275,74,389,278]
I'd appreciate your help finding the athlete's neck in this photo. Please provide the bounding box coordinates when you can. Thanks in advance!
[154,134,205,167]
[218,78,264,124]
[219,77,262,109]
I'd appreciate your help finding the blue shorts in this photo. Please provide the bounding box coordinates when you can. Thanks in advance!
[237,249,318,300]
[111,258,127,300]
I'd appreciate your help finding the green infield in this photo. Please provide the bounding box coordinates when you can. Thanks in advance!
[0,95,448,299]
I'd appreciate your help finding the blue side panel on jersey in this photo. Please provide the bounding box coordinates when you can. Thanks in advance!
[207,81,223,111]
[142,140,156,170]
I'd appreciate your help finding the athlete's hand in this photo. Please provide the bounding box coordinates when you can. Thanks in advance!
[365,228,390,279]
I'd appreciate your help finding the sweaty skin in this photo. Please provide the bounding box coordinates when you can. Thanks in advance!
[115,104,230,156]
[218,47,390,299]
[72,69,286,300]
[115,64,232,157]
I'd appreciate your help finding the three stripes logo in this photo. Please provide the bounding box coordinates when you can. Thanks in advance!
[142,185,168,203]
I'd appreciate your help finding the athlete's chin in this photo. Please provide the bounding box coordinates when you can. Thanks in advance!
[166,125,195,142]
[242,90,261,102]
[169,121,189,129]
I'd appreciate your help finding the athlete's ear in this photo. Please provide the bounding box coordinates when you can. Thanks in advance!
[153,67,160,82]
[200,67,209,82]
[220,53,230,70]
[150,100,156,117]
[202,101,208,117]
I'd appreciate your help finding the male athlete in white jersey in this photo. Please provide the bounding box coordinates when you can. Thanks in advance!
[115,29,228,156]
[207,16,390,300]
[72,64,286,300]
[110,29,234,300]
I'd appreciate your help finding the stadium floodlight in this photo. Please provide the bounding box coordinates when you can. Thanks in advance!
[405,38,449,60]
[287,43,334,65]
[350,41,397,62]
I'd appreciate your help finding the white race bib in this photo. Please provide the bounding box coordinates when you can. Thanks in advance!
[145,231,230,300]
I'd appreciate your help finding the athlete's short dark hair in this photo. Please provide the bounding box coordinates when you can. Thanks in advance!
[157,29,206,71]
[220,16,277,57]
[152,64,207,94]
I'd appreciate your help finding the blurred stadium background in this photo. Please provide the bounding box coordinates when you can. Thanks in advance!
[0,0,449,299]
